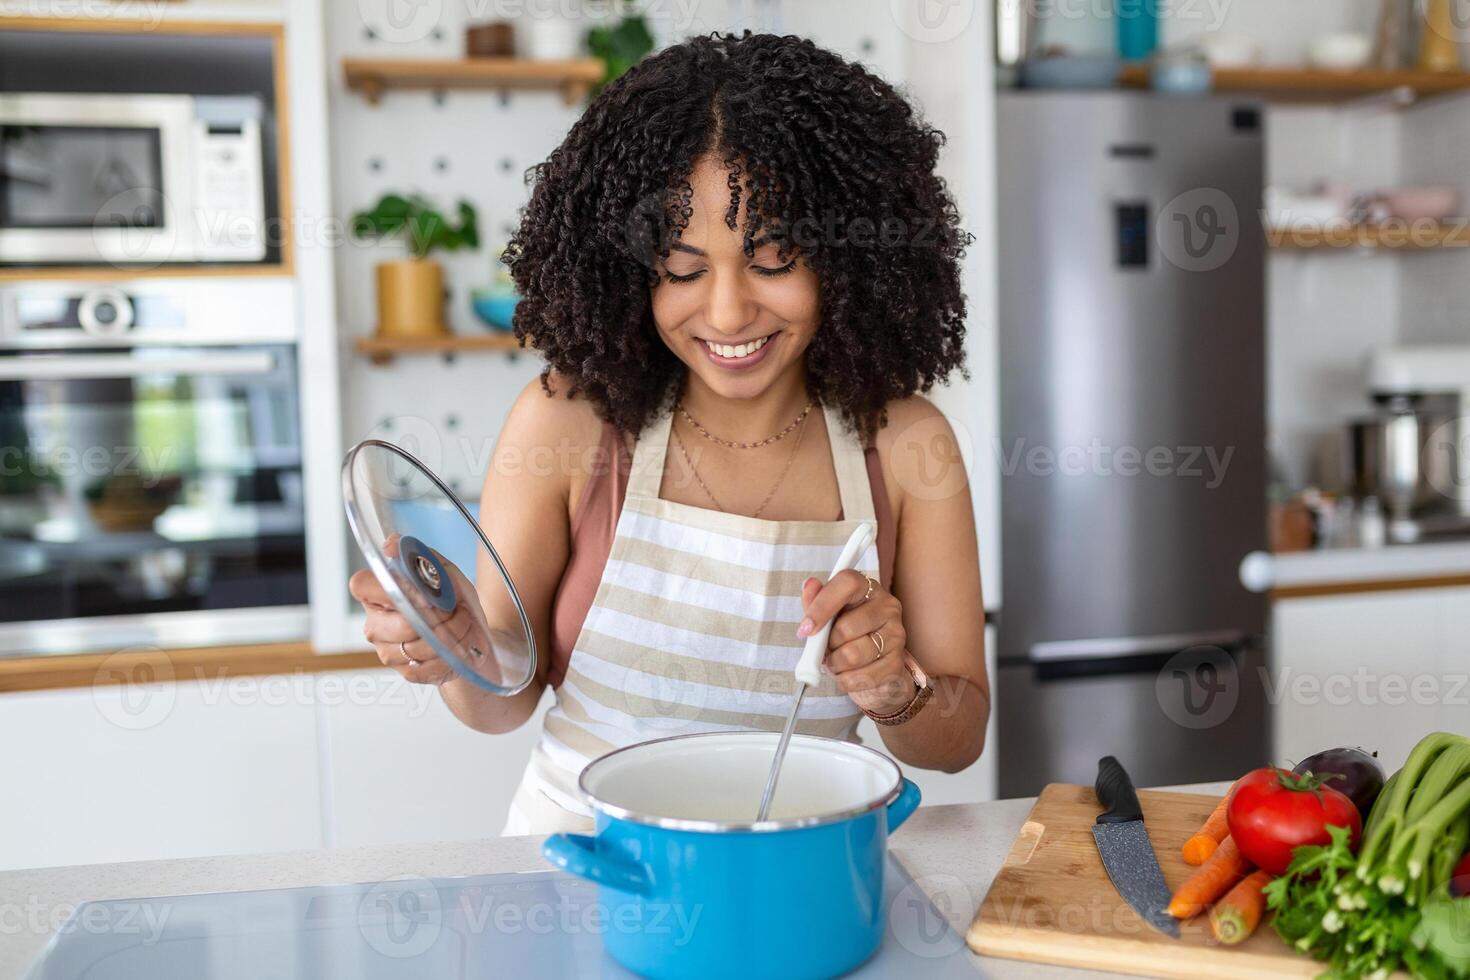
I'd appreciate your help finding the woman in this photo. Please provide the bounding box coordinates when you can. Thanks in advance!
[350,32,989,835]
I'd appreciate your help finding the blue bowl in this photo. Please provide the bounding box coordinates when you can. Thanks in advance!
[543,732,921,980]
[471,292,519,332]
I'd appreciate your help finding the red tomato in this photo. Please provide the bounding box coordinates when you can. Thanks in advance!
[1452,852,1470,898]
[1226,767,1363,875]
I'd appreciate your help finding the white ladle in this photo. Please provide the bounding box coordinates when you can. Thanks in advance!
[756,522,876,822]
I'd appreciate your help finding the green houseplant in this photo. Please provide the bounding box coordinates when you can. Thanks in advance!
[351,193,479,339]
[587,1,654,92]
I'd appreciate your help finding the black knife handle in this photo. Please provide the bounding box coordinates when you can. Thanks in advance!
[1095,755,1144,824]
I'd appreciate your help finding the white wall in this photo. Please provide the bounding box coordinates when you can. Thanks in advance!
[1265,105,1401,491]
[1264,90,1470,492]
[1397,92,1470,345]
[0,670,549,871]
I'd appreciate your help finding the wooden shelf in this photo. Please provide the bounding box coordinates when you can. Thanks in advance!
[343,57,604,106]
[0,644,380,694]
[1267,222,1470,250]
[356,333,525,364]
[1120,64,1470,102]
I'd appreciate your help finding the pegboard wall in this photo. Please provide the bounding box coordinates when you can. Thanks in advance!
[328,0,915,498]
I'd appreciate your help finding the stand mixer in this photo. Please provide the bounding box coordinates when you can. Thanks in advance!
[1351,345,1470,542]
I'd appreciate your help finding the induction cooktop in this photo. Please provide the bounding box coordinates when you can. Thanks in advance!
[23,854,981,979]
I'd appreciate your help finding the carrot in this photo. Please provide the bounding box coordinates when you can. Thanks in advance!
[1182,779,1241,865]
[1209,869,1273,944]
[1168,835,1251,920]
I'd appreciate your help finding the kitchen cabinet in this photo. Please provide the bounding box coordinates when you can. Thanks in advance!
[0,678,323,872]
[1272,586,1470,772]
[320,670,552,847]
[0,622,997,872]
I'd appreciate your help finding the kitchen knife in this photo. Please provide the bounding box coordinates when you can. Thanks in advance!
[1091,755,1180,939]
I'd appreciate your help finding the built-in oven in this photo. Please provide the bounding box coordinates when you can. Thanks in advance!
[0,93,267,266]
[0,280,306,655]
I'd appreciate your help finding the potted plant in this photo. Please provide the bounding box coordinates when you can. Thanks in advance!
[351,193,479,339]
[587,0,654,91]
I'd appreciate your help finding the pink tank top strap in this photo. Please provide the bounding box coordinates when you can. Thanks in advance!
[546,420,895,689]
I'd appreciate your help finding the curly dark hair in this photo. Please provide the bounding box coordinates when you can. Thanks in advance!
[505,31,969,438]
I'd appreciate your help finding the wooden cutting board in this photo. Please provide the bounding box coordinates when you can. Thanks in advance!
[967,783,1317,979]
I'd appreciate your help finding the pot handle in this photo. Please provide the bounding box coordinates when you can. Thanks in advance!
[542,834,655,897]
[887,778,922,833]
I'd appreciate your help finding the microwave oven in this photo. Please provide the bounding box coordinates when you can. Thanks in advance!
[0,92,268,266]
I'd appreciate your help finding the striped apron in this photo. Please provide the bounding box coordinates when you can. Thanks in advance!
[503,404,879,835]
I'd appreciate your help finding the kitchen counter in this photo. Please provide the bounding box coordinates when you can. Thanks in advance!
[0,784,1229,980]
[1241,540,1470,598]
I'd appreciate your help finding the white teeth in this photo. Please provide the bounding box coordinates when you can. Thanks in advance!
[705,335,769,359]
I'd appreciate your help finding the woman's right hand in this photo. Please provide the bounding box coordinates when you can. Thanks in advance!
[349,567,456,686]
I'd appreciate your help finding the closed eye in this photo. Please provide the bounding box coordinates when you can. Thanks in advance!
[663,269,706,284]
[753,261,796,278]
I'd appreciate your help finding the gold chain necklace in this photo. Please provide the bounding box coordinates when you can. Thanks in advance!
[672,408,809,519]
[677,399,815,450]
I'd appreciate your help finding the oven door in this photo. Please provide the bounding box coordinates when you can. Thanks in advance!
[0,93,198,265]
[0,344,307,655]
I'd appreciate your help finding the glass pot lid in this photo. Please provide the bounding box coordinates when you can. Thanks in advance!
[342,439,536,696]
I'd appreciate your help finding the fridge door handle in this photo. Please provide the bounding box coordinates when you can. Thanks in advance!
[1028,629,1249,663]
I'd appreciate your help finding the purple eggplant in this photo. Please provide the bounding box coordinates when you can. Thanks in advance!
[1294,747,1386,821]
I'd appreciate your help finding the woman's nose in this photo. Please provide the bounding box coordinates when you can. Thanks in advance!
[704,270,758,336]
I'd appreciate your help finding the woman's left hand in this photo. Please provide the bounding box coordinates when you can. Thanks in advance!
[798,571,917,716]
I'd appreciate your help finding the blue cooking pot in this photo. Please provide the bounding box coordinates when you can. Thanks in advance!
[542,731,921,980]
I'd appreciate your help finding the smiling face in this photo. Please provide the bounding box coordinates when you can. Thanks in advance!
[649,155,820,402]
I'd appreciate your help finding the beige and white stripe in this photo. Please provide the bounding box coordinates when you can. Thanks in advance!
[504,403,878,834]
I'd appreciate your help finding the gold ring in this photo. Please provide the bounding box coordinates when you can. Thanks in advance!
[860,576,876,604]
[400,640,420,668]
[869,630,885,661]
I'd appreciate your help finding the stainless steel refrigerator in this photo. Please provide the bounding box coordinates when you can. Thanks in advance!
[996,92,1270,796]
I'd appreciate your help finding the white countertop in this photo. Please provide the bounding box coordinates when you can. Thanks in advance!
[1242,539,1470,593]
[0,784,1230,980]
